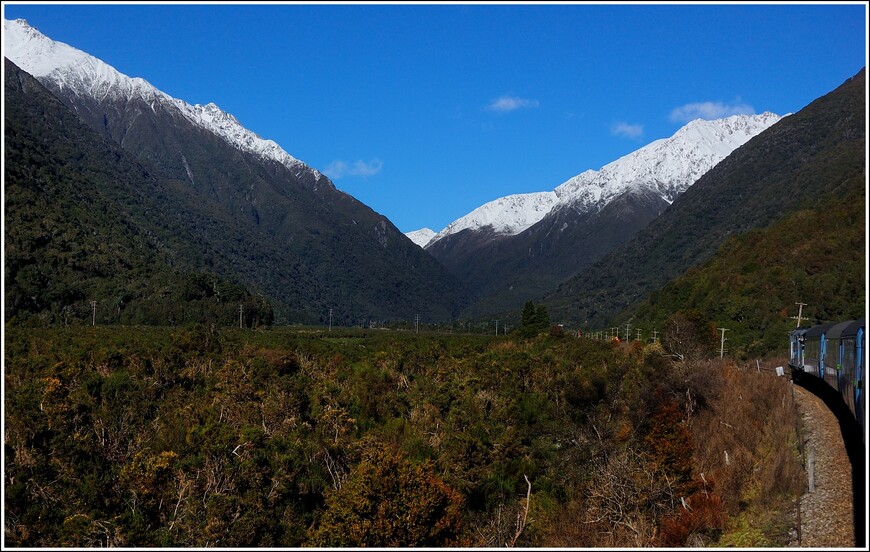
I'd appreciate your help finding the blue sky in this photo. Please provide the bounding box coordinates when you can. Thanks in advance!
[3,2,867,233]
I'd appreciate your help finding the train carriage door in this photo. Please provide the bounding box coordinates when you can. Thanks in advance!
[824,321,852,392]
[857,325,865,438]
[819,331,828,379]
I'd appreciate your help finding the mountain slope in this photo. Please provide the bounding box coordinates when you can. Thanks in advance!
[4,18,469,324]
[424,113,780,316]
[545,67,866,328]
[4,59,275,326]
[626,183,865,358]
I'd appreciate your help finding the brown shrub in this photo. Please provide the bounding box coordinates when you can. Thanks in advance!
[684,358,804,538]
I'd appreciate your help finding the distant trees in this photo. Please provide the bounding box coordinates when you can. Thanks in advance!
[519,300,551,337]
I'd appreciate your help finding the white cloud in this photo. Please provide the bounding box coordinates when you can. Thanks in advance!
[669,101,756,123]
[610,121,644,140]
[323,158,383,179]
[486,95,540,112]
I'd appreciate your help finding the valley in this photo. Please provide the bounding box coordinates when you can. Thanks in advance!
[2,11,866,549]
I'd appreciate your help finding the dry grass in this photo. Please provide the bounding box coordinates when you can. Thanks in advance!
[687,358,805,545]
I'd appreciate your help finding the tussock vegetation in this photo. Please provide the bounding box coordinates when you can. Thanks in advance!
[4,325,804,547]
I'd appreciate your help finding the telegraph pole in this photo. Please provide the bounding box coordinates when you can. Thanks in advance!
[636,328,642,342]
[328,308,333,331]
[239,303,243,329]
[495,320,499,335]
[625,322,632,342]
[415,314,420,334]
[91,301,97,326]
[652,330,658,344]
[791,302,807,328]
[718,327,729,358]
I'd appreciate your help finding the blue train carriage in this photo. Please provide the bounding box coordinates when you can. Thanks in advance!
[789,319,865,437]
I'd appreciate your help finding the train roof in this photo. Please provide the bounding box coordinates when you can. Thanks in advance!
[838,318,865,338]
[803,319,865,338]
[805,322,838,338]
[826,320,855,340]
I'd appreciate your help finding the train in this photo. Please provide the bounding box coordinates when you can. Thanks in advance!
[788,319,866,437]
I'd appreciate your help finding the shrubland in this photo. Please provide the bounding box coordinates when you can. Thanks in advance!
[4,324,803,546]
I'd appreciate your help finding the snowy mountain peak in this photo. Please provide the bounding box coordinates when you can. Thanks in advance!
[553,112,782,210]
[405,228,437,248]
[431,192,560,244]
[428,112,780,246]
[3,18,322,181]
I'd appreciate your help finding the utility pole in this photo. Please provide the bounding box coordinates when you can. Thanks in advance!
[415,314,420,334]
[91,301,97,326]
[625,322,632,342]
[328,308,333,331]
[636,328,642,342]
[652,330,658,344]
[495,320,499,335]
[239,303,243,329]
[718,327,729,358]
[791,302,807,328]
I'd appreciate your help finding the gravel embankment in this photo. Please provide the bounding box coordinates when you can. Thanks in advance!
[790,384,856,548]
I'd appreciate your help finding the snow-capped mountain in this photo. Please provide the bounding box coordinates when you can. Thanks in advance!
[423,111,784,316]
[405,228,437,248]
[4,18,471,322]
[404,191,558,248]
[431,191,559,242]
[424,112,781,249]
[552,112,783,212]
[3,18,324,183]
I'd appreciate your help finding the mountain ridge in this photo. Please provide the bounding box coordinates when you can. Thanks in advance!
[414,111,782,317]
[407,112,781,248]
[4,18,471,324]
[3,18,321,182]
[544,67,866,329]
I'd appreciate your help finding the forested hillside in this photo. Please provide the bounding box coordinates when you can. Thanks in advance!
[4,60,273,327]
[622,183,865,359]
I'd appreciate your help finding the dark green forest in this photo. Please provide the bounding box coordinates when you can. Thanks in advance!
[3,59,275,328]
[5,325,804,547]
